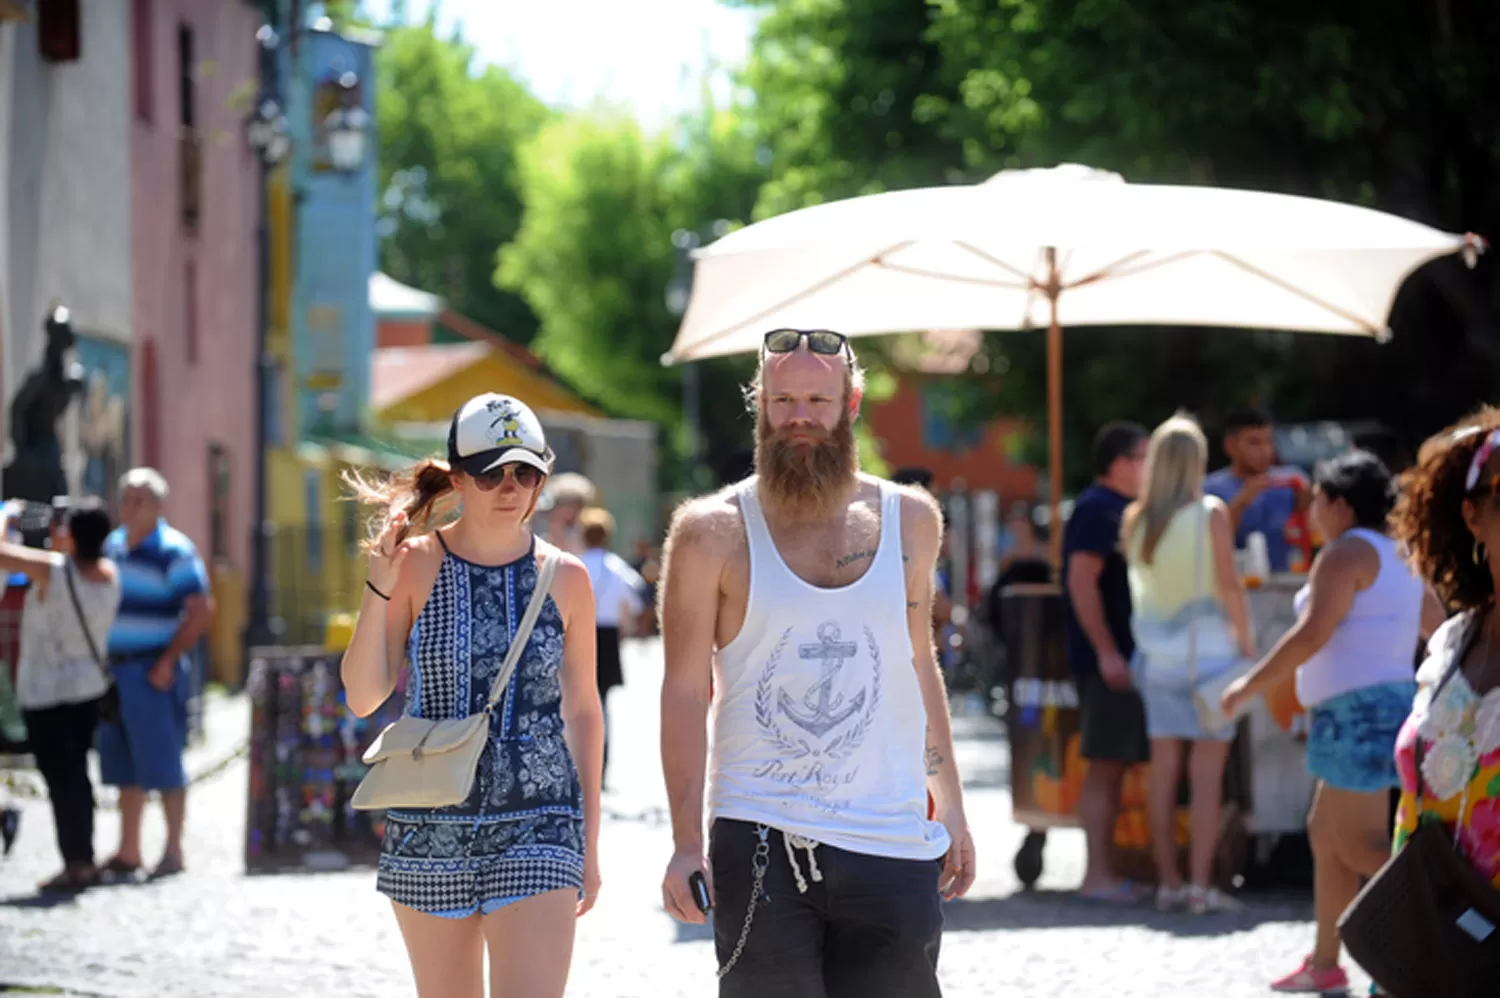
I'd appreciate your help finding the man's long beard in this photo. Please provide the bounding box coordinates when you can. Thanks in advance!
[755,409,858,518]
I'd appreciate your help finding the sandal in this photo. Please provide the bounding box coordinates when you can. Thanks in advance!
[100,856,143,881]
[1187,884,1244,914]
[149,854,185,880]
[1155,884,1189,911]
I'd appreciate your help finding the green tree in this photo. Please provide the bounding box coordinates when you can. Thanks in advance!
[374,18,551,341]
[497,103,770,483]
[736,0,1500,488]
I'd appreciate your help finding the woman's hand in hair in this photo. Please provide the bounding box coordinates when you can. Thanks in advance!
[368,511,412,592]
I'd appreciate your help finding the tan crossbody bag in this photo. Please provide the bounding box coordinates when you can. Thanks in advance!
[351,554,558,811]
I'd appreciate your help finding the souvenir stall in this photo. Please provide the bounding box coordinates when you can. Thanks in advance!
[243,645,404,872]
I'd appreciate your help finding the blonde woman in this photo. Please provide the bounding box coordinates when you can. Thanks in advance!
[1123,414,1255,914]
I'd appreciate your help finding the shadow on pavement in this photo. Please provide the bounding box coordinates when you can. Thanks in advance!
[941,888,1312,938]
[0,890,85,911]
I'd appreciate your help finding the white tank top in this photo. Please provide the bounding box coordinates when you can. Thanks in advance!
[708,478,951,861]
[1295,528,1423,708]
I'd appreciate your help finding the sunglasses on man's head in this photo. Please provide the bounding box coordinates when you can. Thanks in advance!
[472,464,544,492]
[763,328,850,357]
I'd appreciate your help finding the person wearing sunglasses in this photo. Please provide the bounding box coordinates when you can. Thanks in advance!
[340,393,605,998]
[659,328,975,998]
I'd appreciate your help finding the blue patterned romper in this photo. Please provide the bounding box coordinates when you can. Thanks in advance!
[376,536,585,917]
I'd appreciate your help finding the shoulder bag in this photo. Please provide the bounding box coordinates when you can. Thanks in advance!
[351,553,558,811]
[63,561,120,724]
[1338,621,1500,998]
[1186,500,1254,733]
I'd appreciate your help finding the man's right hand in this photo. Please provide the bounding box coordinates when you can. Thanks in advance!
[1098,650,1132,690]
[662,846,713,924]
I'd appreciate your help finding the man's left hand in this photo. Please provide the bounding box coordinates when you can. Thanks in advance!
[938,810,976,900]
[148,656,177,692]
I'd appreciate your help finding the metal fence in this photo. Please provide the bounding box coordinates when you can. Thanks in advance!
[266,525,365,648]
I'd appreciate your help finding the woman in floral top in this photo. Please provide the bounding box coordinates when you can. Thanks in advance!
[1379,411,1500,997]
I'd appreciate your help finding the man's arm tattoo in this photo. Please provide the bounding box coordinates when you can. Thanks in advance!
[925,743,945,776]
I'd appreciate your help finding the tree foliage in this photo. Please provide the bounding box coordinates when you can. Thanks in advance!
[734,0,1500,488]
[374,19,551,342]
[497,104,770,479]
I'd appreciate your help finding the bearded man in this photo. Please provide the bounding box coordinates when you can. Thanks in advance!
[658,329,976,998]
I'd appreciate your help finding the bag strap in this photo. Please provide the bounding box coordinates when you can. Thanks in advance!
[484,552,559,713]
[62,560,110,684]
[1187,500,1205,687]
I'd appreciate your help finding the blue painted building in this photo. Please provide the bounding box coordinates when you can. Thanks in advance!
[286,24,378,436]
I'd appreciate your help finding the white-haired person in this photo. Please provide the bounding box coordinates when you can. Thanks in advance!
[96,468,214,880]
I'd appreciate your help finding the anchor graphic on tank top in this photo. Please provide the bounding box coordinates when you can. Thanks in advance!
[778,622,866,737]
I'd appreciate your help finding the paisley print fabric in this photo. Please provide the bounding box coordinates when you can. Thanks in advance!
[376,540,584,916]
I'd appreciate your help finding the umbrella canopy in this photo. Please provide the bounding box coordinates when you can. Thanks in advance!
[663,164,1482,566]
[663,164,1479,364]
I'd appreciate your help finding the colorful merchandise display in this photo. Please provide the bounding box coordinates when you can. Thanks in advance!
[244,646,406,872]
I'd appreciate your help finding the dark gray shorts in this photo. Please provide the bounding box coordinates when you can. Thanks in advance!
[709,819,944,998]
[1078,673,1150,765]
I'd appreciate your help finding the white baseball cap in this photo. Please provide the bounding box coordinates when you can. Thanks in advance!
[446,393,554,477]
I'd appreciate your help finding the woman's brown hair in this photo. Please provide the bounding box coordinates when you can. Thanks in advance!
[1389,405,1500,611]
[343,459,459,553]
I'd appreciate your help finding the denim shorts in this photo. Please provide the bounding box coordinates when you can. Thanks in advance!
[1306,681,1417,792]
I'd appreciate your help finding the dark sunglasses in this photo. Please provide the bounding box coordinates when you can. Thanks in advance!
[472,464,544,492]
[763,328,850,358]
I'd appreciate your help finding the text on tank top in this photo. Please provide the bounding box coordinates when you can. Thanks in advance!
[707,478,951,862]
[1294,527,1423,708]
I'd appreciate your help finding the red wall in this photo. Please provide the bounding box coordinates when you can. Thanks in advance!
[131,0,260,566]
[867,376,1039,499]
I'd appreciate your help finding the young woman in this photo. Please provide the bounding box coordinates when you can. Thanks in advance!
[1123,415,1254,914]
[1221,451,1443,993]
[341,393,604,998]
[0,499,120,892]
[1360,411,1500,997]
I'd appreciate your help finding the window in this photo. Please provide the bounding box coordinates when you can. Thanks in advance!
[304,470,323,576]
[184,260,199,365]
[265,359,287,447]
[177,24,195,129]
[140,338,162,470]
[208,444,231,559]
[38,0,81,63]
[132,0,153,122]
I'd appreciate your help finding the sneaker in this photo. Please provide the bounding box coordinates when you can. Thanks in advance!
[1270,956,1349,993]
[1155,884,1189,911]
[1187,884,1244,914]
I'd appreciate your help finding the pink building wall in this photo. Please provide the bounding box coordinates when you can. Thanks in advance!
[131,0,260,573]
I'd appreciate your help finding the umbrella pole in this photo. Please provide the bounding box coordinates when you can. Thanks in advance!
[1045,249,1064,573]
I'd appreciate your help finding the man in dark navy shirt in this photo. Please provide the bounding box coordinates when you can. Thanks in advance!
[1062,420,1148,903]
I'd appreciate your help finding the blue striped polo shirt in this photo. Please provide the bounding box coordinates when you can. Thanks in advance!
[104,519,210,660]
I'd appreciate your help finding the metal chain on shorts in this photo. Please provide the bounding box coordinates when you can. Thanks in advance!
[717,824,771,979]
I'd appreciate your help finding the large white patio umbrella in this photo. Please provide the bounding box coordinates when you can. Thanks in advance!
[662,164,1484,563]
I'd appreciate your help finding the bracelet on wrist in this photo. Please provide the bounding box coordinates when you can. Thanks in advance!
[366,579,391,602]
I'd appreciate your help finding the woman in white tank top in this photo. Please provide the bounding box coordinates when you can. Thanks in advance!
[1220,451,1446,994]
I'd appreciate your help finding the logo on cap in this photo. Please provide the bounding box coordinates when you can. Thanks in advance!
[485,397,525,448]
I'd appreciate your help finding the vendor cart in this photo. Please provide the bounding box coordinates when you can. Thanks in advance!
[1000,576,1314,890]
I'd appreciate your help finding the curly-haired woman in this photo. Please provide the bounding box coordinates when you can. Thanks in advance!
[1366,409,1500,995]
[341,393,604,998]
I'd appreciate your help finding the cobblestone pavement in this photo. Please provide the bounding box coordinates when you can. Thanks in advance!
[0,642,1372,997]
